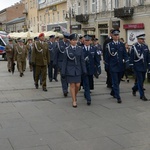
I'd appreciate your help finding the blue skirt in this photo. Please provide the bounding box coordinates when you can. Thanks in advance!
[67,75,81,83]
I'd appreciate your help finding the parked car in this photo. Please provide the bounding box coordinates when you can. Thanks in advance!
[0,31,9,60]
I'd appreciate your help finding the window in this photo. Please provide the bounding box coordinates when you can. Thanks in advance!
[92,0,97,13]
[84,0,88,14]
[139,0,144,5]
[126,0,131,7]
[102,0,106,11]
[114,0,119,8]
[78,1,81,14]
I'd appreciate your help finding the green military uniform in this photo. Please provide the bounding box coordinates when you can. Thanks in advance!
[32,40,50,90]
[14,44,27,76]
[5,43,15,72]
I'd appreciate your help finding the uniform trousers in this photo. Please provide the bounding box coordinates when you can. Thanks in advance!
[35,65,47,88]
[58,62,68,93]
[17,61,26,74]
[48,61,58,80]
[7,57,13,70]
[82,75,92,102]
[132,71,146,97]
[111,72,123,99]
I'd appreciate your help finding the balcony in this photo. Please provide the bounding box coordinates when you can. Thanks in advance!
[114,7,134,19]
[76,14,89,23]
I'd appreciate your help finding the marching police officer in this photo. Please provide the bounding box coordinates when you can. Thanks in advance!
[14,39,27,77]
[53,32,70,97]
[5,38,15,72]
[32,33,50,91]
[103,29,114,88]
[105,29,129,103]
[48,35,58,82]
[82,35,101,105]
[61,33,87,107]
[130,34,150,101]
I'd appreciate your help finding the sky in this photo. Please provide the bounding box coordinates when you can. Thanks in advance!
[0,0,21,11]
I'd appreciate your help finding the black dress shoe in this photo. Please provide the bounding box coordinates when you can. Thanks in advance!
[35,84,39,89]
[54,79,58,82]
[132,90,136,96]
[8,69,11,72]
[117,98,122,103]
[64,92,68,97]
[43,88,48,92]
[110,91,116,98]
[87,101,91,106]
[20,73,23,77]
[140,95,148,101]
[49,79,52,82]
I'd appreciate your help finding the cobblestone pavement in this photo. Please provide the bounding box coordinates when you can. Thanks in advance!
[0,58,150,150]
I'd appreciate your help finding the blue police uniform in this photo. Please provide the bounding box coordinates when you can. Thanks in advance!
[105,35,129,103]
[82,43,101,103]
[61,45,86,83]
[48,38,58,82]
[53,33,70,96]
[130,36,150,100]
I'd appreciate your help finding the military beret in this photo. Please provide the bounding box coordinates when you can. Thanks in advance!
[69,33,78,40]
[111,29,120,35]
[136,34,145,39]
[49,35,55,38]
[84,34,92,41]
[39,33,45,38]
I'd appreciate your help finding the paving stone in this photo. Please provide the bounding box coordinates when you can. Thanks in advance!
[19,145,51,150]
[0,138,13,150]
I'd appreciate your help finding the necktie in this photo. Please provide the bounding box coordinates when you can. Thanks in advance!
[87,46,89,51]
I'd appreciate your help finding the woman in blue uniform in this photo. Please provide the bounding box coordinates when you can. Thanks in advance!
[62,33,87,108]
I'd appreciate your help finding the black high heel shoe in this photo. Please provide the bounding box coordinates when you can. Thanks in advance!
[72,102,77,108]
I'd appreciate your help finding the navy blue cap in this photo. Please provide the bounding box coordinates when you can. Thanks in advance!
[111,29,120,35]
[63,32,70,39]
[94,38,98,41]
[49,35,55,38]
[34,37,39,41]
[69,33,78,40]
[136,34,145,39]
[84,35,92,41]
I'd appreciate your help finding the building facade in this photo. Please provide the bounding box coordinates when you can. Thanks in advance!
[67,0,150,46]
[38,0,67,33]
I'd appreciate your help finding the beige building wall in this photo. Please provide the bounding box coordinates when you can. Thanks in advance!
[38,1,67,32]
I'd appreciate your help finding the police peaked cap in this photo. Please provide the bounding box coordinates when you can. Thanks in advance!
[84,34,92,41]
[111,29,120,35]
[69,33,78,40]
[94,38,98,41]
[63,32,70,39]
[49,35,55,38]
[136,34,145,39]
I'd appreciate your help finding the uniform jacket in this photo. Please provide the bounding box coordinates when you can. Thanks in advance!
[61,45,87,76]
[48,41,56,61]
[82,45,101,75]
[5,44,15,59]
[105,41,129,72]
[130,42,150,72]
[14,44,27,62]
[32,41,50,66]
[94,44,102,61]
[53,40,70,68]
[26,43,33,63]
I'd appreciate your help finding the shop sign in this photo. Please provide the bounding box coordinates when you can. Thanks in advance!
[82,27,95,31]
[71,25,81,30]
[123,23,144,29]
[112,21,120,29]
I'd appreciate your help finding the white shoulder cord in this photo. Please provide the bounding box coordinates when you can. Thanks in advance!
[16,46,22,55]
[133,45,144,62]
[57,42,65,54]
[108,44,117,56]
[66,47,77,64]
[35,42,43,53]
